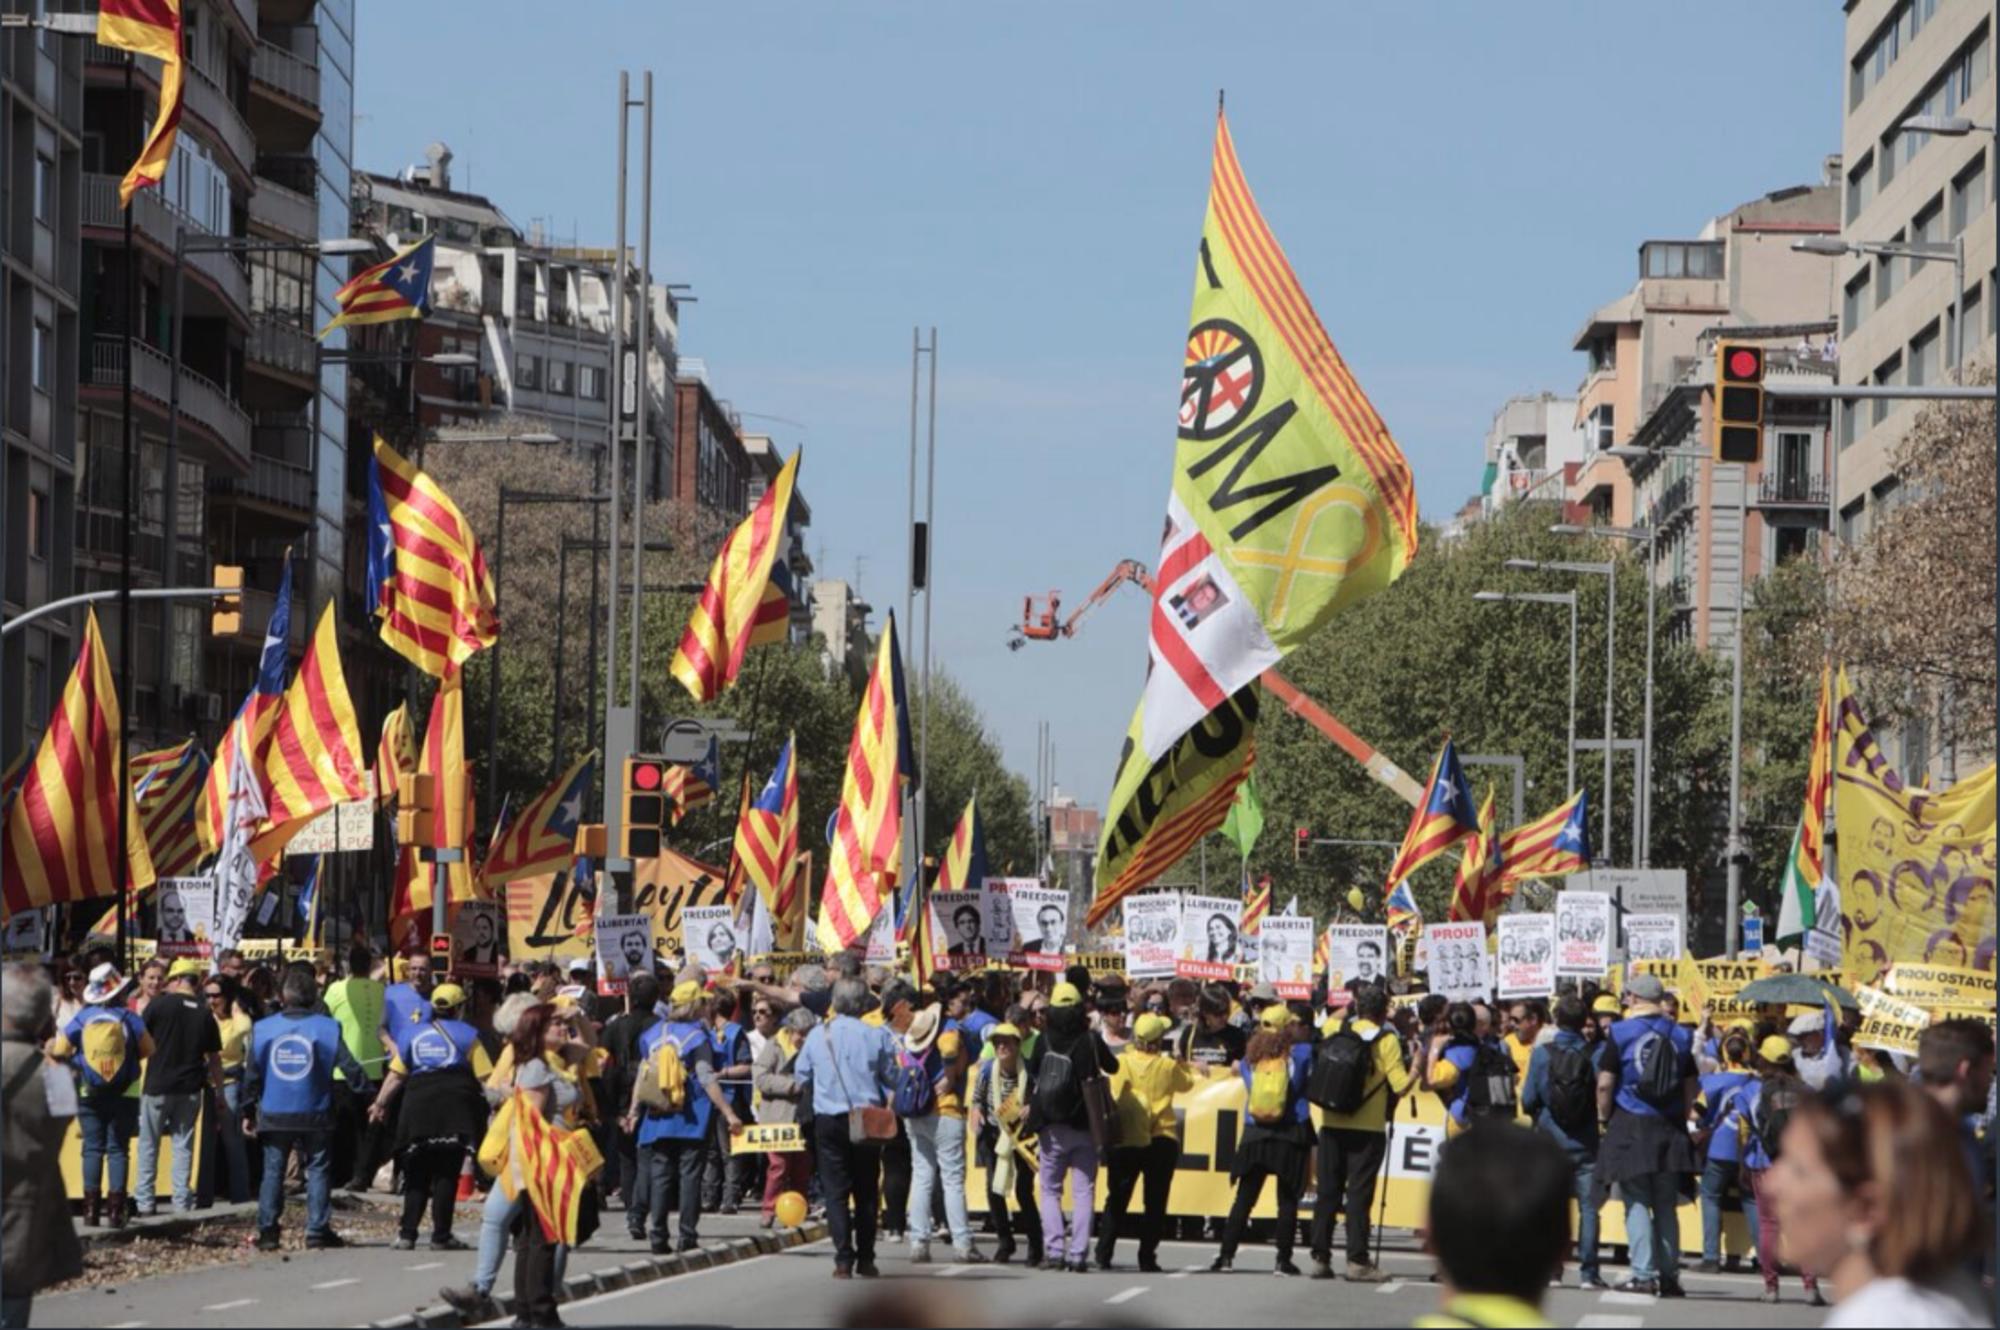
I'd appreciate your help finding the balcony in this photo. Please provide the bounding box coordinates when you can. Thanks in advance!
[250,40,320,116]
[88,336,251,473]
[248,314,316,380]
[248,177,317,241]
[210,453,313,519]
[1647,473,1694,532]
[1665,575,1694,616]
[87,47,256,180]
[82,173,251,324]
[1754,473,1831,508]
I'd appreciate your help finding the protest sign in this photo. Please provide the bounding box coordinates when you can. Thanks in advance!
[685,904,743,973]
[1122,891,1182,979]
[593,912,653,994]
[1496,913,1556,1000]
[980,879,1021,950]
[1554,890,1612,978]
[1005,882,1070,971]
[155,878,215,959]
[1425,921,1489,1001]
[1885,964,1997,1014]
[1853,985,1931,1056]
[863,901,897,964]
[450,900,503,978]
[1324,924,1390,1005]
[1258,915,1316,999]
[932,890,992,969]
[1624,913,1683,964]
[1177,894,1243,981]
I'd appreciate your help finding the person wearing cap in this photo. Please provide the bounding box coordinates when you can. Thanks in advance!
[1093,981,1132,1055]
[1312,982,1418,1283]
[1032,981,1119,1272]
[367,983,492,1251]
[1211,1002,1312,1275]
[969,1021,1042,1266]
[134,957,222,1217]
[1720,1034,1822,1305]
[1519,993,1611,1291]
[1789,999,1848,1092]
[1595,971,1698,1297]
[899,1005,984,1264]
[793,976,902,1279]
[1693,1024,1758,1274]
[1588,993,1622,1046]
[1095,1010,1194,1272]
[48,963,153,1228]
[628,979,737,1255]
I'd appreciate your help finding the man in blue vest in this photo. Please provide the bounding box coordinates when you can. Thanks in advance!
[625,980,739,1255]
[368,983,492,1251]
[1594,972,1697,1297]
[244,965,370,1250]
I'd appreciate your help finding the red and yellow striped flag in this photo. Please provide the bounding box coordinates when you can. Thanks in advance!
[1449,787,1503,925]
[394,669,479,928]
[500,1090,599,1244]
[369,437,500,679]
[816,616,911,952]
[2,610,156,916]
[131,738,207,879]
[375,701,416,808]
[670,450,800,702]
[255,603,368,850]
[96,0,183,206]
[1241,876,1271,936]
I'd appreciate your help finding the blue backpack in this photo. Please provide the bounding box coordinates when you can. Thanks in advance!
[892,1048,937,1118]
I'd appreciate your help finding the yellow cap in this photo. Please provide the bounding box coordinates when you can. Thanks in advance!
[1260,1002,1293,1030]
[986,1023,1023,1043]
[1591,994,1622,1015]
[1134,1012,1172,1043]
[167,957,208,981]
[1759,1035,1795,1065]
[670,979,704,1005]
[1050,982,1083,1008]
[430,982,466,1010]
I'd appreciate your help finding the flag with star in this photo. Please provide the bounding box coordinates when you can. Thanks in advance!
[1381,738,1478,895]
[1495,790,1591,888]
[320,235,434,336]
[482,752,594,888]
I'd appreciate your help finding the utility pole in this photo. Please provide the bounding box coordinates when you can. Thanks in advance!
[603,70,636,907]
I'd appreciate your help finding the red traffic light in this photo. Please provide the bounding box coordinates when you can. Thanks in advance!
[430,934,452,956]
[1723,346,1763,383]
[631,761,664,791]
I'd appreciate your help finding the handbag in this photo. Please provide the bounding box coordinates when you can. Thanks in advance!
[825,1023,898,1145]
[1079,1039,1117,1153]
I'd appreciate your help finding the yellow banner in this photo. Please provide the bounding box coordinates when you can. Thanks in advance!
[1884,963,1998,1013]
[507,849,729,961]
[1853,1011,1929,1056]
[731,1122,804,1155]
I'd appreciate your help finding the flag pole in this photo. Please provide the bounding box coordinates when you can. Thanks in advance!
[115,52,138,974]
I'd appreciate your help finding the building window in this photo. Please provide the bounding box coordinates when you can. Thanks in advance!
[1641,241,1723,280]
[1876,242,1901,309]
[31,322,53,392]
[1587,336,1616,374]
[1950,153,1988,238]
[1909,320,1940,387]
[1954,279,1983,355]
[1843,268,1871,335]
[516,354,540,390]
[1588,404,1615,449]
[577,364,604,401]
[1911,194,1943,247]
[1872,352,1903,425]
[547,359,572,396]
[27,489,48,558]
[34,153,55,224]
[1846,151,1875,224]
[1839,498,1864,542]
[1775,527,1811,564]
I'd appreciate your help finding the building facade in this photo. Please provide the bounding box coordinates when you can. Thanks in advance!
[1481,392,1585,518]
[809,577,872,687]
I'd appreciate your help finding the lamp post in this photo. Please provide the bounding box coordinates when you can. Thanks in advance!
[1505,557,1615,864]
[1473,590,1578,796]
[1794,234,1966,368]
[1551,522,1659,866]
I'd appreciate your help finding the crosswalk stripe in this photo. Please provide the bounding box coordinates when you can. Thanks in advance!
[1575,1316,1645,1328]
[1599,1291,1657,1305]
[310,1279,360,1290]
[201,1299,258,1312]
[935,1265,972,1278]
[405,1262,443,1272]
[1106,1287,1148,1305]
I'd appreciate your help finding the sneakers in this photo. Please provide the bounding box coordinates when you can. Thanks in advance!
[1067,1260,1090,1274]
[1137,1255,1163,1274]
[440,1286,501,1324]
[952,1247,987,1265]
[910,1244,932,1265]
[1209,1254,1233,1273]
[1694,1258,1720,1274]
[1759,1288,1779,1304]
[430,1234,469,1252]
[1579,1276,1609,1291]
[1309,1259,1337,1280]
[1346,1262,1389,1283]
[254,1227,282,1252]
[831,1265,853,1280]
[391,1236,417,1251]
[1658,1279,1686,1299]
[1614,1276,1658,1295]
[993,1242,1016,1265]
[856,1260,881,1278]
[304,1230,346,1250]
[1274,1259,1302,1278]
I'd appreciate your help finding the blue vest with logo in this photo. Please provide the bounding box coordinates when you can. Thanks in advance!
[251,1011,343,1119]
[395,1018,481,1077]
[637,1020,711,1144]
[711,1019,750,1111]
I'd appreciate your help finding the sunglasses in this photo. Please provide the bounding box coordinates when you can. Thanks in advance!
[753,1008,774,1017]
[204,990,225,1000]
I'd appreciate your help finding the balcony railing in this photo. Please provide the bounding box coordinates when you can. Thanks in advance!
[248,314,315,378]
[1648,473,1694,530]
[83,173,251,321]
[87,47,255,177]
[250,39,320,111]
[248,177,317,241]
[1755,473,1830,507]
[211,453,313,517]
[89,335,251,470]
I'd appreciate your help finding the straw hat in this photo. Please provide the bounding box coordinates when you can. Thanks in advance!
[82,963,132,1006]
[903,1005,942,1056]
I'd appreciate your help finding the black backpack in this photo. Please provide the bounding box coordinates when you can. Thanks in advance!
[1463,1042,1518,1120]
[1544,1044,1596,1135]
[1752,1076,1801,1163]
[1032,1047,1083,1126]
[1629,1022,1684,1107]
[1306,1022,1374,1115]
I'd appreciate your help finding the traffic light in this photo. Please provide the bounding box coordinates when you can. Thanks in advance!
[1713,342,1765,464]
[211,564,244,636]
[1295,826,1310,862]
[622,755,669,860]
[396,772,436,848]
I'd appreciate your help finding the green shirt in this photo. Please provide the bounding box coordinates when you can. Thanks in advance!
[324,976,387,1081]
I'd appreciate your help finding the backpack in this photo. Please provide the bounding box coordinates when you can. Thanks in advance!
[76,1009,137,1094]
[892,1049,937,1118]
[1306,1022,1374,1115]
[1629,1022,1684,1106]
[1032,1046,1083,1125]
[1247,1055,1293,1124]
[1463,1042,1518,1120]
[1544,1044,1596,1135]
[1751,1076,1801,1164]
[635,1027,694,1114]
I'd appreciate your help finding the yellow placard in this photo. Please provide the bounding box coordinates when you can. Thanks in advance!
[1856,983,1933,1028]
[1694,959,1760,999]
[1884,964,1997,1013]
[1853,1011,1928,1056]
[732,1122,804,1155]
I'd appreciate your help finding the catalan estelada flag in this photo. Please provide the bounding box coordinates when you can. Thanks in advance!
[482,752,592,888]
[1384,879,1422,936]
[663,736,719,826]
[256,603,368,845]
[132,738,208,880]
[369,437,499,678]
[817,614,913,952]
[670,450,801,702]
[1090,105,1415,928]
[3,609,156,916]
[1382,739,1478,895]
[733,736,799,922]
[320,235,435,337]
[198,558,292,854]
[1449,786,1504,925]
[1241,873,1271,936]
[97,0,183,206]
[375,701,416,808]
[1495,790,1591,889]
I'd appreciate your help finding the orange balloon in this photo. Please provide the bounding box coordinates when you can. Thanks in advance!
[774,1190,807,1228]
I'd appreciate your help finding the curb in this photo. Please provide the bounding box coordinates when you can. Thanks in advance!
[76,1192,386,1251]
[373,1222,830,1329]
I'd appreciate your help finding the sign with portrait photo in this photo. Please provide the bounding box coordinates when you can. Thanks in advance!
[1623,912,1683,964]
[685,904,743,974]
[155,877,216,960]
[1554,890,1613,978]
[1324,924,1390,1005]
[1496,913,1556,1000]
[932,890,991,970]
[593,911,654,995]
[979,878,1020,951]
[1258,915,1316,1000]
[1177,894,1242,981]
[1122,891,1183,979]
[863,899,897,964]
[1006,883,1070,972]
[1424,921,1489,1001]
[450,900,503,978]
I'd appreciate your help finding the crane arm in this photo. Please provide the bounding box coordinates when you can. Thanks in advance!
[1056,559,1154,638]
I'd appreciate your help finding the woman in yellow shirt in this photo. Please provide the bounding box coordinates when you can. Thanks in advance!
[206,976,255,1204]
[1096,1012,1195,1272]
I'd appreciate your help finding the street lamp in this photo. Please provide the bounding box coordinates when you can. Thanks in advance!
[1504,557,1616,864]
[1794,235,1965,366]
[1551,522,1659,867]
[1474,589,1578,796]
[1896,114,1997,136]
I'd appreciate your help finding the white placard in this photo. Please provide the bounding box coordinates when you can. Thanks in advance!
[1122,891,1182,979]
[156,877,216,959]
[1424,921,1489,1001]
[1624,912,1684,963]
[1178,894,1243,981]
[1554,890,1613,978]
[863,900,897,964]
[933,890,991,968]
[1006,883,1070,971]
[1324,924,1390,1003]
[451,900,503,978]
[1258,915,1316,998]
[1495,913,1556,1000]
[594,912,654,994]
[1,909,47,959]
[979,878,1020,949]
[685,904,742,973]
[284,797,376,855]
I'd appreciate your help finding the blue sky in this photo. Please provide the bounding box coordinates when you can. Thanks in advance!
[356,2,1843,812]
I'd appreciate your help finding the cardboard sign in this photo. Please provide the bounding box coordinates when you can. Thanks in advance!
[1123,891,1183,979]
[1495,914,1556,1000]
[1885,964,1998,1013]
[1852,990,1930,1056]
[685,904,742,973]
[1694,959,1759,1003]
[1177,894,1244,981]
[449,900,503,978]
[155,878,216,960]
[593,912,653,995]
[1323,925,1390,1005]
[1554,891,1612,978]
[1258,915,1316,999]
[1425,921,1489,1001]
[1624,913,1683,964]
[1857,984,1934,1028]
[2,909,48,960]
[508,849,729,961]
[731,1122,804,1155]
[1068,951,1126,978]
[978,879,1021,950]
[932,890,992,970]
[1005,883,1070,972]
[285,795,376,854]
[862,901,896,965]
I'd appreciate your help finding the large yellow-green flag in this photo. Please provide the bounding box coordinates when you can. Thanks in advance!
[1088,106,1417,928]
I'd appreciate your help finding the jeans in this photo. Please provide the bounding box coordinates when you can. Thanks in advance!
[1311,1127,1389,1266]
[472,1185,571,1296]
[811,1112,882,1270]
[1097,1136,1178,1267]
[1699,1156,1758,1264]
[1619,1172,1682,1284]
[1570,1154,1602,1282]
[1747,1167,1816,1293]
[701,1106,756,1210]
[645,1136,708,1250]
[905,1113,974,1252]
[137,1091,202,1213]
[78,1094,140,1195]
[258,1131,332,1236]
[1037,1122,1099,1262]
[216,1083,252,1204]
[1221,1165,1302,1264]
[400,1139,466,1242]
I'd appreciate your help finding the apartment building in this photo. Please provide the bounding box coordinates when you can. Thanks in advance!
[742,431,814,640]
[1833,0,1995,536]
[810,577,872,687]
[671,358,750,517]
[1481,392,1586,518]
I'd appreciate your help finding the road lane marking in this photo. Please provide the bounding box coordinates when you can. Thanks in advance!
[496,1244,817,1320]
[1599,1291,1657,1305]
[1575,1317,1644,1329]
[1167,1263,1204,1280]
[310,1279,360,1290]
[405,1261,443,1271]
[1377,1281,1406,1294]
[1106,1286,1148,1305]
[105,1322,149,1328]
[935,1264,975,1277]
[202,1299,258,1311]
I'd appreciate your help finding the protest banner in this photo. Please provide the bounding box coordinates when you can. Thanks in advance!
[932,889,992,969]
[1123,891,1182,979]
[731,1122,805,1155]
[593,912,653,995]
[1857,983,1934,1028]
[1852,985,1931,1056]
[1070,951,1126,978]
[154,878,215,959]
[1496,913,1556,1000]
[1425,921,1488,1001]
[449,900,503,978]
[685,904,743,973]
[509,849,729,961]
[1554,890,1612,978]
[1324,924,1390,1006]
[1624,913,1683,964]
[1258,915,1316,999]
[1177,894,1243,981]
[1004,881,1070,971]
[1884,963,1997,1014]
